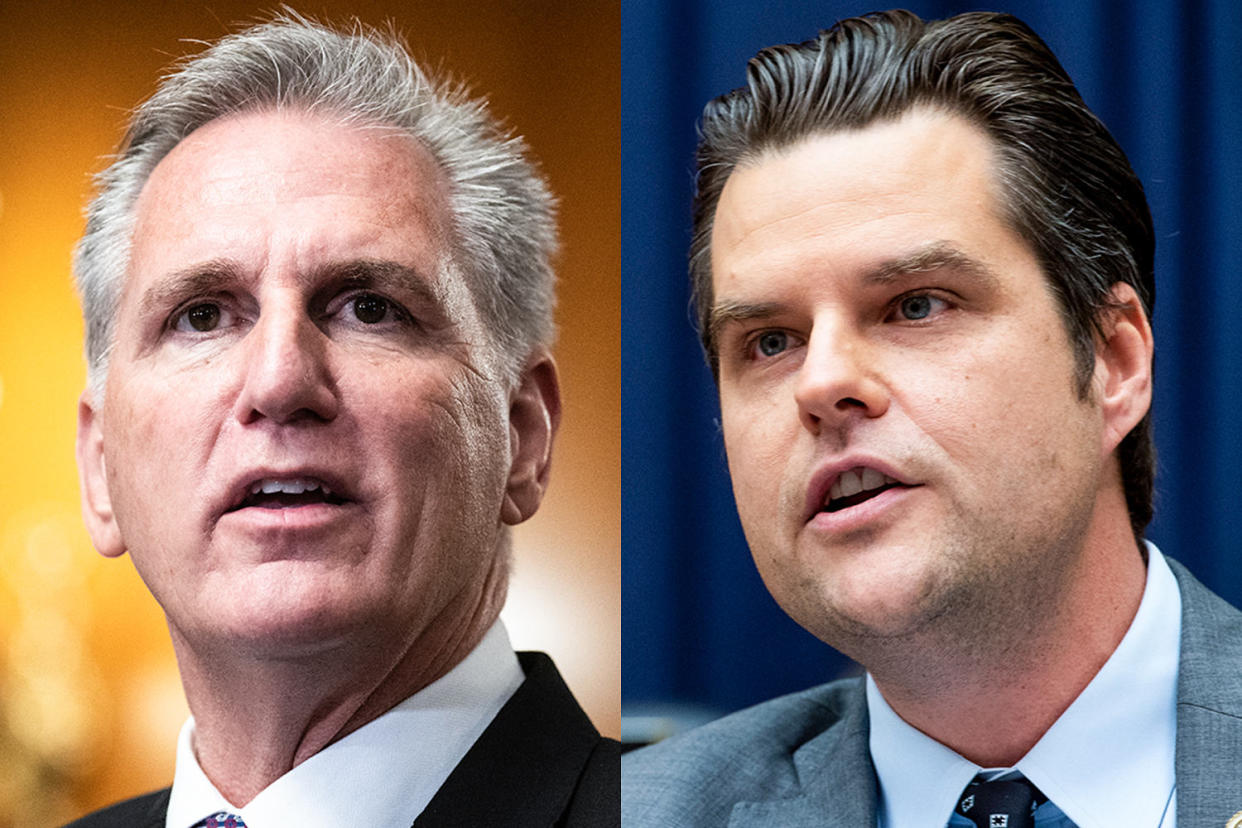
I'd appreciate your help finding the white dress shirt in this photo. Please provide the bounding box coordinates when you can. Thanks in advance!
[165,620,525,828]
[869,542,1180,828]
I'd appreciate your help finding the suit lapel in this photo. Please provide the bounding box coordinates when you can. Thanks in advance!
[67,788,170,828]
[146,789,172,828]
[1170,559,1242,827]
[728,680,877,828]
[411,652,601,828]
[678,559,1242,828]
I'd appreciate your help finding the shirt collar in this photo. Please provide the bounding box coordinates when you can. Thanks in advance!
[166,619,524,828]
[869,542,1180,828]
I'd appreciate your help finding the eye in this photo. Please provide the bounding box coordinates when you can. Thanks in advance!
[751,330,792,359]
[346,293,406,325]
[892,293,949,322]
[173,302,230,333]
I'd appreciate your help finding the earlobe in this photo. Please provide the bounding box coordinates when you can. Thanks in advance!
[1094,283,1154,455]
[76,392,126,558]
[500,352,562,526]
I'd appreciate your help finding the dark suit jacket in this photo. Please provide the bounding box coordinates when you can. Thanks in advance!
[66,652,619,828]
[622,557,1242,828]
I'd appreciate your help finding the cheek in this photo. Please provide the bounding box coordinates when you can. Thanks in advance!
[104,376,221,523]
[375,369,510,509]
[901,340,1098,494]
[721,391,796,523]
[379,371,511,590]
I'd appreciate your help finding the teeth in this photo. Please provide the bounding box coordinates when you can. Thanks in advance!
[826,467,899,504]
[838,469,863,498]
[861,467,885,491]
[249,478,330,496]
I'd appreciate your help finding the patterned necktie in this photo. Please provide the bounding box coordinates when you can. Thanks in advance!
[193,813,246,828]
[955,774,1046,828]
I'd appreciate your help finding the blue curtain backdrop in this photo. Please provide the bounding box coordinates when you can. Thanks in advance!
[622,0,1242,719]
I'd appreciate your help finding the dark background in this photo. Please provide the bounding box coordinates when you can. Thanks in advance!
[622,0,1242,719]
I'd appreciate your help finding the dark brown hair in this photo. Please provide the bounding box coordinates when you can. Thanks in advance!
[690,10,1156,536]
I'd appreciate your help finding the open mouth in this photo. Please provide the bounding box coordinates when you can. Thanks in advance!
[226,478,348,512]
[822,467,904,513]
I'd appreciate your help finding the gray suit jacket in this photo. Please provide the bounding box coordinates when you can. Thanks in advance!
[622,558,1242,827]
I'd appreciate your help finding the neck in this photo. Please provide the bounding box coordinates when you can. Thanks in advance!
[172,570,506,806]
[866,499,1146,767]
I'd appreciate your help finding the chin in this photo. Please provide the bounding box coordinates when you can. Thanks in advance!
[821,593,947,642]
[188,586,387,658]
[777,556,955,646]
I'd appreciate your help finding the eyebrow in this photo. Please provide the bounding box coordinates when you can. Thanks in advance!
[707,240,998,342]
[137,257,445,320]
[865,241,999,288]
[138,258,239,320]
[707,298,788,343]
[317,259,446,310]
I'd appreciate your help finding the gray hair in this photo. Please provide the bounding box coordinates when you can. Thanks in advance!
[691,10,1157,536]
[76,12,557,398]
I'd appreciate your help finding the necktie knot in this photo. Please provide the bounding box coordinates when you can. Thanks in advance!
[955,774,1046,828]
[194,813,246,828]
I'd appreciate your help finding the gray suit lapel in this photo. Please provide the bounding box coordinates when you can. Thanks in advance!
[728,680,877,828]
[724,559,1242,828]
[1170,558,1242,827]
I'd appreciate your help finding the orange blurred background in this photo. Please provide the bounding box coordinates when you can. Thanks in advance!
[0,1,619,823]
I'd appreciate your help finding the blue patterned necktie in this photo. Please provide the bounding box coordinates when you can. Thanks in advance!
[955,774,1046,828]
[192,813,246,828]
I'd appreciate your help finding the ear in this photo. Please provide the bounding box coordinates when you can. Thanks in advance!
[76,391,126,558]
[1094,282,1154,455]
[500,351,562,525]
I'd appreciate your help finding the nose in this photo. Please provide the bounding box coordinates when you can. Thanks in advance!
[232,298,339,425]
[794,325,890,435]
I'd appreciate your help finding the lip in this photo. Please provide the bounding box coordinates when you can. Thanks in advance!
[805,485,918,535]
[803,454,919,524]
[214,465,359,520]
[217,500,360,536]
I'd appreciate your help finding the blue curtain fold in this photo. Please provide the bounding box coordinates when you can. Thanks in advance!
[622,0,1242,716]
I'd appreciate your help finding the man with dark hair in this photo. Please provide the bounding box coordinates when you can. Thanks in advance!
[66,13,617,828]
[623,10,1242,827]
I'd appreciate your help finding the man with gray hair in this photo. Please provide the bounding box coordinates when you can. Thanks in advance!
[66,13,616,828]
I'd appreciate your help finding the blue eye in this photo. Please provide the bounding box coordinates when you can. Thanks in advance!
[755,331,789,357]
[900,295,931,320]
[895,293,947,321]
